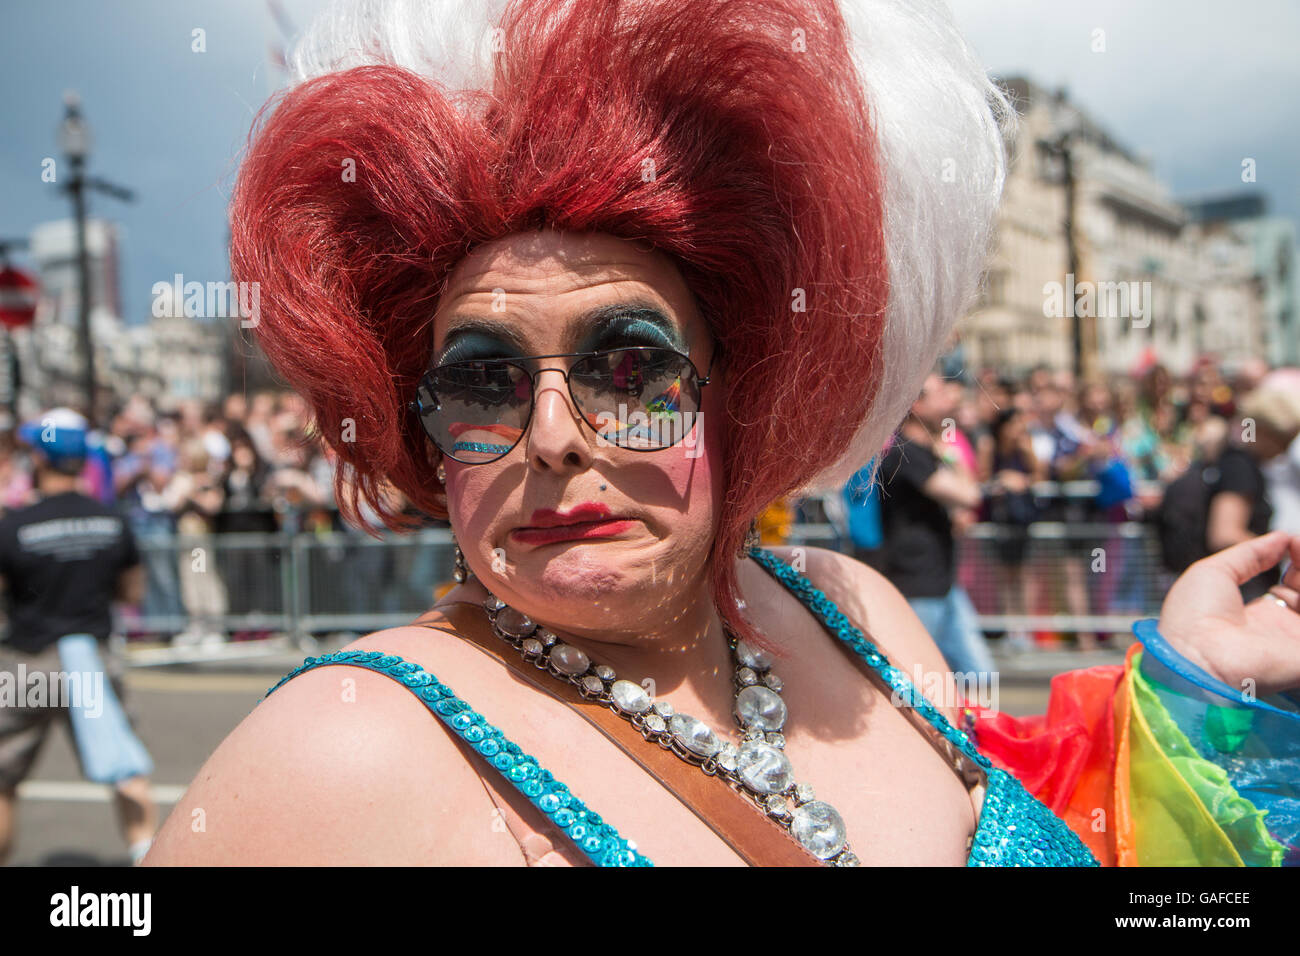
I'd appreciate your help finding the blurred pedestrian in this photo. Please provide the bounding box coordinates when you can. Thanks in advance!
[1208,387,1300,601]
[0,408,156,866]
[216,429,279,628]
[985,407,1043,650]
[1256,371,1300,537]
[168,440,228,645]
[875,373,995,678]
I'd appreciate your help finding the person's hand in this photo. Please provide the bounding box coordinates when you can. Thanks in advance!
[994,469,1029,494]
[1156,531,1300,697]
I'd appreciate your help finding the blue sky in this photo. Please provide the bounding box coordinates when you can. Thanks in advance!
[2,0,1296,326]
[0,0,327,324]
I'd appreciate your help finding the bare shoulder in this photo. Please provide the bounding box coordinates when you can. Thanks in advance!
[760,545,964,725]
[145,621,522,866]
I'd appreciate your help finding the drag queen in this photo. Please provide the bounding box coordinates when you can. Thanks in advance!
[146,0,1300,866]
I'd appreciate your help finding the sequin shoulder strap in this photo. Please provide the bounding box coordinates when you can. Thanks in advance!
[410,600,822,867]
[262,648,652,867]
[745,550,1100,868]
[747,547,993,780]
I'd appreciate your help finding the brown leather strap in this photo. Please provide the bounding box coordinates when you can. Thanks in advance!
[412,601,819,867]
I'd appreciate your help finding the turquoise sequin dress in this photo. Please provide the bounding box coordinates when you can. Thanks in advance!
[263,548,1098,867]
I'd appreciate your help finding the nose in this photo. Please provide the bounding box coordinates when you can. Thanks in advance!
[525,366,594,475]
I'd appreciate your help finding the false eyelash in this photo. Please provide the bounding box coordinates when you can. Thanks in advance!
[436,341,517,366]
[586,316,681,353]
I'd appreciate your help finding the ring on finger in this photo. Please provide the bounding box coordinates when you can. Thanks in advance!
[1266,585,1299,611]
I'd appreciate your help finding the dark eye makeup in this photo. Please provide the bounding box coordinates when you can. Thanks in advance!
[435,303,686,367]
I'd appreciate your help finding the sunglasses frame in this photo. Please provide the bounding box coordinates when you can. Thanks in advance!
[409,345,716,464]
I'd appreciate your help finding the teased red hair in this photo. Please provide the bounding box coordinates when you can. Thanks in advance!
[230,0,887,651]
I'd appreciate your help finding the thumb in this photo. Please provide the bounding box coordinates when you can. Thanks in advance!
[1199,531,1291,587]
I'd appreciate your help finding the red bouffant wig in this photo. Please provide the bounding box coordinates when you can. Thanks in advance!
[230,0,1009,649]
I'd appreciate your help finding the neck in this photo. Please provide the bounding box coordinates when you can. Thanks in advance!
[570,577,734,698]
[37,471,79,496]
[444,561,741,703]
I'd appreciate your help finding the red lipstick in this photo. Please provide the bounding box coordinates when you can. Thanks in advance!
[511,503,637,545]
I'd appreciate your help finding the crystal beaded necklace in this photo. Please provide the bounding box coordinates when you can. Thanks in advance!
[479,589,860,866]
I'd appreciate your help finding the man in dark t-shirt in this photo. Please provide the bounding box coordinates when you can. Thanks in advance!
[0,492,142,653]
[0,408,156,866]
[878,435,955,598]
[1208,441,1279,603]
[876,374,995,678]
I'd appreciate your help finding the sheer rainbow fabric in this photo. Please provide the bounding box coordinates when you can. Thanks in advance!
[967,621,1300,866]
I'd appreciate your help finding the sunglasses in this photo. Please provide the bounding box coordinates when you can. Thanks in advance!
[410,346,715,464]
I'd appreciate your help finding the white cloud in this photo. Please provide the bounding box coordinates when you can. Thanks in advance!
[946,0,1300,219]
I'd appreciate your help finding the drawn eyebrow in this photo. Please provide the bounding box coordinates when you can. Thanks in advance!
[438,300,683,361]
[437,317,531,359]
[577,303,683,348]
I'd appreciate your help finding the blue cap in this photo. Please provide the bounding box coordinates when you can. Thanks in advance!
[18,407,89,465]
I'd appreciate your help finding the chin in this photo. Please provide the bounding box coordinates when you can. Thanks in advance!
[492,538,660,616]
[532,548,630,599]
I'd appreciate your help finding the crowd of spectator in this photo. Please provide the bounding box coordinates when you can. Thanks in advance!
[1,391,335,530]
[0,391,441,645]
[0,354,1296,651]
[847,352,1300,660]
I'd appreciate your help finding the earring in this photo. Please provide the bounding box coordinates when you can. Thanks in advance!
[436,461,446,484]
[740,517,760,557]
[451,530,471,583]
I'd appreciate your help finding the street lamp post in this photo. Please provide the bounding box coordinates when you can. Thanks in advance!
[1040,129,1084,383]
[58,92,95,423]
[57,91,133,428]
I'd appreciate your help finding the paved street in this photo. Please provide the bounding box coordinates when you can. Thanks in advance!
[6,668,270,867]
[4,657,1086,866]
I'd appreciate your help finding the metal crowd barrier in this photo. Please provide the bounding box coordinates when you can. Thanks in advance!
[117,516,1168,663]
[781,521,1166,629]
[122,528,456,653]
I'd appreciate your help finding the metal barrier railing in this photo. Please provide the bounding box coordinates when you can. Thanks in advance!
[953,522,1167,632]
[116,520,1165,660]
[123,528,456,643]
[778,520,1166,628]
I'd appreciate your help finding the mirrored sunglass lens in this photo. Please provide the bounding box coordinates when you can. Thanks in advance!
[571,348,700,449]
[422,362,530,463]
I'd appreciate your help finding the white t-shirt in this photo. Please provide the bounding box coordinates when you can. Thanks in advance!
[1262,433,1300,535]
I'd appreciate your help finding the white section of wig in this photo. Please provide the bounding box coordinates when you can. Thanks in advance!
[288,0,1014,497]
[796,0,1015,495]
[291,0,507,95]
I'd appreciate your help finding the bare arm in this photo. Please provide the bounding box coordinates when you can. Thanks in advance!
[921,467,983,511]
[975,433,994,483]
[1206,491,1254,553]
[144,654,524,865]
[115,565,144,605]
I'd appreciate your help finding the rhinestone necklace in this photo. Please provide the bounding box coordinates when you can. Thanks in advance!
[479,590,860,866]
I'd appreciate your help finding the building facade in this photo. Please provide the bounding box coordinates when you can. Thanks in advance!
[961,77,1273,381]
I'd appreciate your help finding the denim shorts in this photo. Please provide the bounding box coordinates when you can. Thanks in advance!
[906,586,997,679]
[0,640,141,790]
